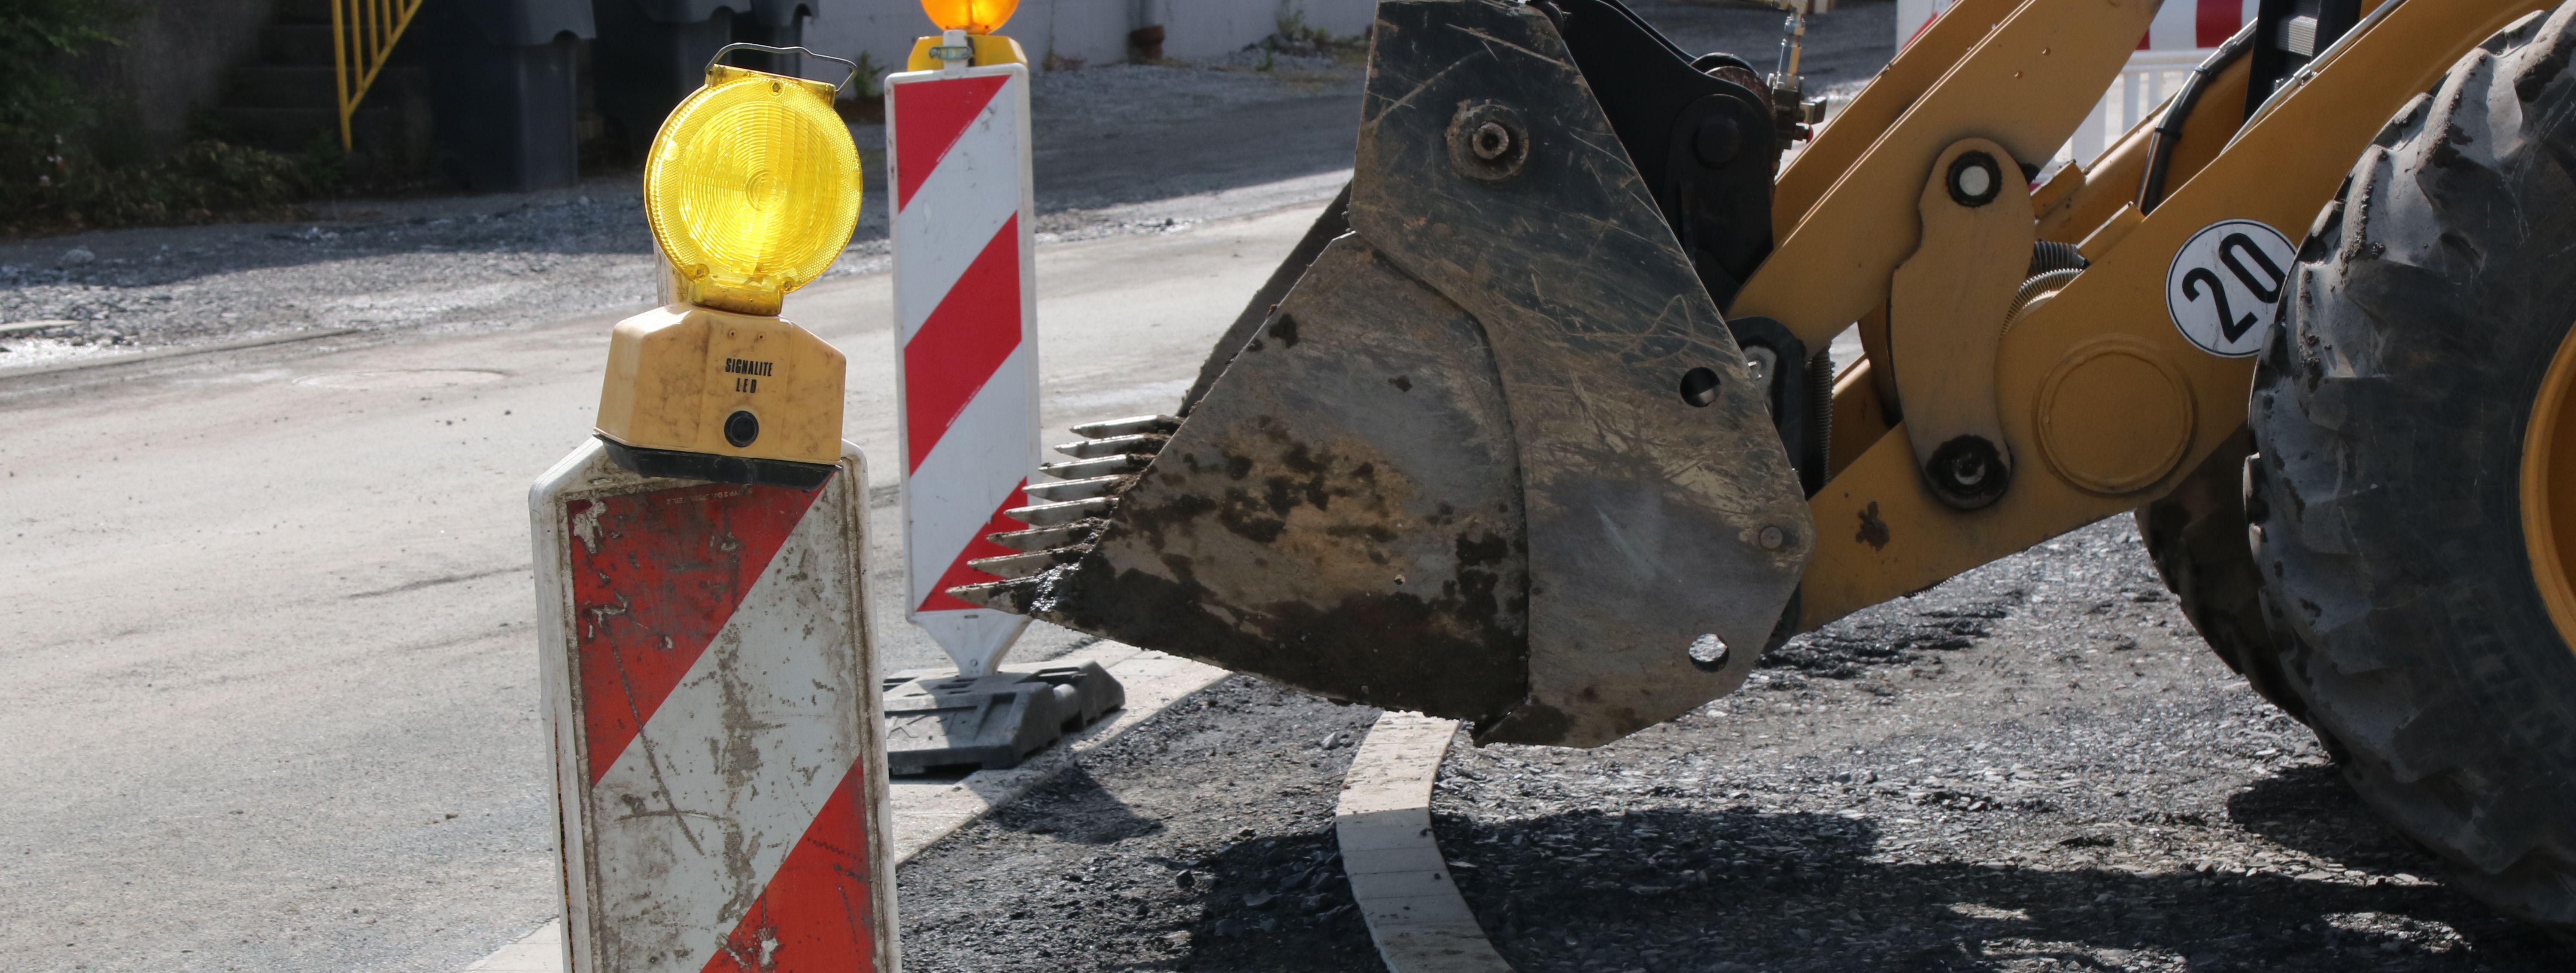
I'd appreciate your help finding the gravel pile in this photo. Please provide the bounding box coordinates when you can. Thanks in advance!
[0,192,661,369]
[895,676,1385,972]
[0,0,1886,373]
[1433,517,2573,972]
[884,515,2576,972]
[1030,50,1359,141]
[0,53,1370,373]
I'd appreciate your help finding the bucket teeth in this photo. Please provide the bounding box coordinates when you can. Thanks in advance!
[1039,453,1152,479]
[965,546,1090,579]
[1021,474,1133,503]
[945,577,1029,611]
[953,0,1823,748]
[1068,414,1181,439]
[1007,496,1116,526]
[950,420,1178,608]
[1053,433,1168,459]
[987,519,1103,552]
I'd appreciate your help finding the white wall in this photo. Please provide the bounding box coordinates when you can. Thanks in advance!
[800,0,935,83]
[1015,0,1143,65]
[1897,0,2258,52]
[803,0,1377,84]
[1161,0,1373,58]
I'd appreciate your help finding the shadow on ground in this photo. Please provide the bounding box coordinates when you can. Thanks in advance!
[1443,800,2568,972]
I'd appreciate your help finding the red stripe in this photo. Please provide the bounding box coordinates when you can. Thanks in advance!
[700,757,883,973]
[917,482,1028,612]
[893,74,1010,210]
[2196,0,2242,47]
[567,479,827,785]
[902,214,1022,473]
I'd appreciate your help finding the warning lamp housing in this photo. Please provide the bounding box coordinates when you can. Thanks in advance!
[596,304,846,483]
[597,45,862,487]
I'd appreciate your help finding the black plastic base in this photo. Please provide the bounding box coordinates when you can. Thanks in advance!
[881,662,1128,775]
[598,436,836,490]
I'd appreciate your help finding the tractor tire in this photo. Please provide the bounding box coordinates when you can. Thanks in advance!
[2133,428,2312,725]
[2247,4,2576,938]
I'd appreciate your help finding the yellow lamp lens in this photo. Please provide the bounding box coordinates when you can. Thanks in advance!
[920,0,1017,34]
[643,66,862,316]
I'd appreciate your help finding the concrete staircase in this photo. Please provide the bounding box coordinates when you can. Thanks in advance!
[208,0,432,173]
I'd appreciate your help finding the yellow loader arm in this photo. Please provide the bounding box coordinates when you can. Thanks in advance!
[953,0,2546,746]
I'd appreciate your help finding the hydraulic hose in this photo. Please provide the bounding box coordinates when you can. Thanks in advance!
[2224,0,2408,154]
[2138,19,2259,214]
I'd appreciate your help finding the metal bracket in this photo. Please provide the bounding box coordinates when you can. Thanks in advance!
[1888,138,2033,508]
[1346,0,1814,745]
[1728,0,2160,350]
[705,42,862,94]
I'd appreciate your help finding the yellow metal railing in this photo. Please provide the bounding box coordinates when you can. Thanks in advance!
[330,0,428,150]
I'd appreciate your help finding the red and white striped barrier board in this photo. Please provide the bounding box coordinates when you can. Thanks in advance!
[531,439,896,973]
[1901,0,2254,52]
[886,58,1040,677]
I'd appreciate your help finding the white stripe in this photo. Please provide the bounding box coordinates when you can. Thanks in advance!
[909,609,1030,673]
[1337,712,1514,973]
[582,480,867,972]
[889,67,1030,345]
[903,341,1036,608]
[887,64,1040,675]
[2146,0,2197,50]
[467,643,1233,973]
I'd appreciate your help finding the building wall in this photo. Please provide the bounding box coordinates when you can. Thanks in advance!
[73,0,279,156]
[67,0,1374,159]
[1162,0,1373,59]
[803,0,1376,87]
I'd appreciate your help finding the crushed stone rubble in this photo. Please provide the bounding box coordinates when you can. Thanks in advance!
[895,677,1385,972]
[887,519,2572,972]
[1434,518,2571,973]
[0,193,662,370]
[0,56,1368,372]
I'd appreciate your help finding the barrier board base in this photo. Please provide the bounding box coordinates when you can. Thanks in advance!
[881,660,1126,775]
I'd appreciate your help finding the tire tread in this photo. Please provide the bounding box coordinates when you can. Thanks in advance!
[2251,4,2576,936]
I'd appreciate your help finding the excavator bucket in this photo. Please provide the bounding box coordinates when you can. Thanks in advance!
[954,0,1816,747]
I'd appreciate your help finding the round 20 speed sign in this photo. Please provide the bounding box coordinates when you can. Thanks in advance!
[2164,219,2297,358]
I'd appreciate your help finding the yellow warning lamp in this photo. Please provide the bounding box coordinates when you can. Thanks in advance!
[907,0,1028,69]
[922,0,1017,33]
[595,44,863,488]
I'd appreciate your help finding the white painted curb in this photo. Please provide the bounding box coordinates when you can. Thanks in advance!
[1337,712,1515,973]
[460,640,1230,972]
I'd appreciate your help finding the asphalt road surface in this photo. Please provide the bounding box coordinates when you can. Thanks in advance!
[10,5,2163,970]
[0,199,1327,973]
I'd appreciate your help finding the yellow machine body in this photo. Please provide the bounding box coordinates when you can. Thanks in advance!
[955,0,2541,721]
[1772,0,2550,628]
[938,0,2576,941]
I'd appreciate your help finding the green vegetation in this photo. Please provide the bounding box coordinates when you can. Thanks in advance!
[1,0,331,234]
[0,0,127,143]
[19,140,331,231]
